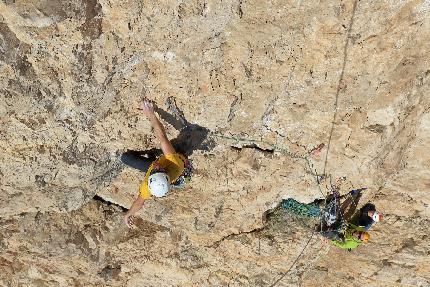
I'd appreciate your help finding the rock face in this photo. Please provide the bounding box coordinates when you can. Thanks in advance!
[1,0,429,286]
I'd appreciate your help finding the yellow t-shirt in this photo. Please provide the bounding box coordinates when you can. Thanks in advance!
[139,153,186,199]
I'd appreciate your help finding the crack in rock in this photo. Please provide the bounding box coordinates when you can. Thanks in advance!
[206,226,266,248]
[230,144,275,154]
[92,195,127,212]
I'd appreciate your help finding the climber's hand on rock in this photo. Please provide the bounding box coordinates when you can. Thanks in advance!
[124,214,136,229]
[139,99,155,118]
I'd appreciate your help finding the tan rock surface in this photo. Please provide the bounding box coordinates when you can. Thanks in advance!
[1,0,429,286]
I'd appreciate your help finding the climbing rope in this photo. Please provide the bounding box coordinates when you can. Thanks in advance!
[211,132,332,285]
[296,241,332,282]
[322,0,359,176]
[210,131,366,286]
[268,230,316,287]
[211,1,361,278]
[282,198,321,218]
[211,132,327,198]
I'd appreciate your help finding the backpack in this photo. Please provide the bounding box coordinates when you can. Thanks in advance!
[321,191,344,229]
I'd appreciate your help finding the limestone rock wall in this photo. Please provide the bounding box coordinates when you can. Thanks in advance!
[1,0,429,286]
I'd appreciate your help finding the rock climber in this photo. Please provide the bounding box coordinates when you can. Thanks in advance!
[122,99,188,228]
[353,202,383,230]
[331,224,370,251]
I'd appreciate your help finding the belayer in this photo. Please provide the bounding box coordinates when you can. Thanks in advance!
[320,188,383,250]
[352,202,383,231]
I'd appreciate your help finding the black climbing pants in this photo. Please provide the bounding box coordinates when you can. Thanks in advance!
[120,151,155,173]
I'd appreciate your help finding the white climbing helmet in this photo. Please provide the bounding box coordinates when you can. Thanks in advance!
[148,172,170,197]
[372,212,383,222]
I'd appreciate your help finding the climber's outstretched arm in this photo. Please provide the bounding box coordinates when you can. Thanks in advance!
[139,100,176,155]
[124,196,145,228]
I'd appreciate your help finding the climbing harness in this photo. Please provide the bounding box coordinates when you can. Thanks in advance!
[171,158,194,189]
